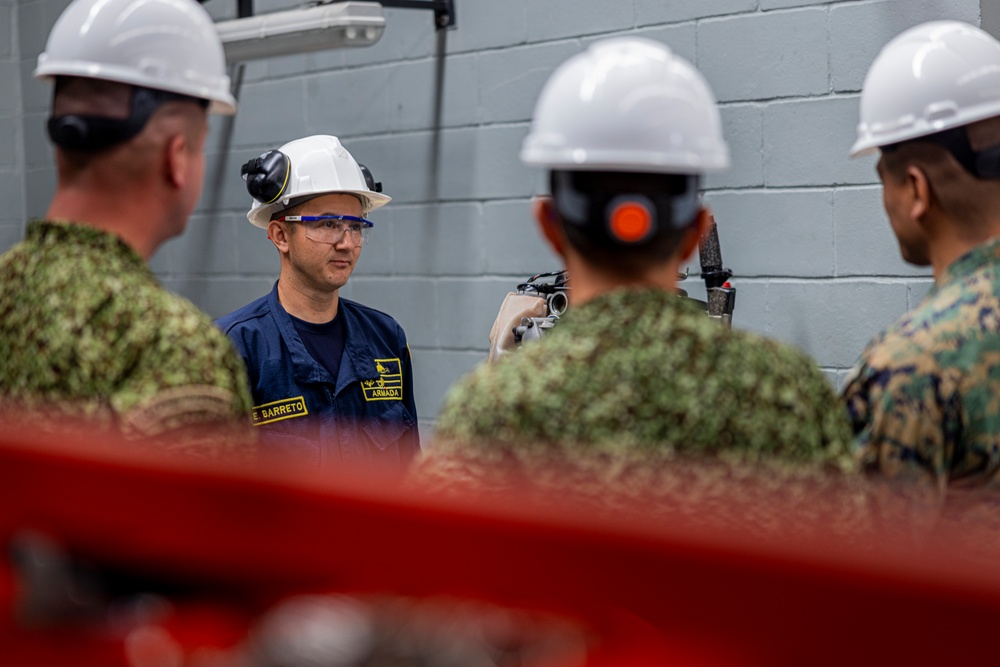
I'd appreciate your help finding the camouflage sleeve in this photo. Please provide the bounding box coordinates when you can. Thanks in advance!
[109,301,256,459]
[841,359,957,494]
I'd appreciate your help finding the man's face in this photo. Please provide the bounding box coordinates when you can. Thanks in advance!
[282,193,366,294]
[877,155,931,266]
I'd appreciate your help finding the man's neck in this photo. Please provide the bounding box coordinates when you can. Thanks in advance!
[47,187,167,261]
[928,222,1000,281]
[563,253,685,306]
[277,274,340,323]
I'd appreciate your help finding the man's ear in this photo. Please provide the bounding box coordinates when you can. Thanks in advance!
[678,208,711,262]
[905,165,931,224]
[534,196,566,258]
[267,219,291,253]
[165,133,188,189]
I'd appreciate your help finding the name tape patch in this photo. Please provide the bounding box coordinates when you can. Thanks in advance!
[252,395,308,426]
[363,358,403,401]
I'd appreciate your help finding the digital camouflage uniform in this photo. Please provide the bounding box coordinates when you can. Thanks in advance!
[0,221,254,457]
[842,237,1000,497]
[426,288,852,471]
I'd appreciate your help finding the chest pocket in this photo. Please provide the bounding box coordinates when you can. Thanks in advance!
[363,402,415,451]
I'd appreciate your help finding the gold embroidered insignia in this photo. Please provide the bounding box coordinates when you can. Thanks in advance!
[363,358,403,401]
[251,396,309,426]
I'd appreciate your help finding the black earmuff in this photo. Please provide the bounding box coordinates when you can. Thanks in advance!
[241,150,291,204]
[358,163,383,193]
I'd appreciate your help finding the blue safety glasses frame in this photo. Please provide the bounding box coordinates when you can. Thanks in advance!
[276,214,374,246]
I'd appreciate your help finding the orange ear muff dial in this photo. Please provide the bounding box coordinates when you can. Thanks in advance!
[608,200,654,243]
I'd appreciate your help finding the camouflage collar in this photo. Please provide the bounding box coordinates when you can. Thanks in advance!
[27,220,148,273]
[936,236,1000,291]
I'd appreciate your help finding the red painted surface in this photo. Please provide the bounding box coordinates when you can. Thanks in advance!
[0,425,998,665]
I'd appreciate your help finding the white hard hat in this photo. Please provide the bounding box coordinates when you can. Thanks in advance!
[851,21,1000,157]
[244,135,391,229]
[521,37,730,173]
[34,0,237,115]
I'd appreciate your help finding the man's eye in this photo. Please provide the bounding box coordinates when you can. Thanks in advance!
[321,219,337,229]
[348,223,364,233]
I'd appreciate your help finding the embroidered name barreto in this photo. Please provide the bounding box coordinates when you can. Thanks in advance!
[252,396,308,426]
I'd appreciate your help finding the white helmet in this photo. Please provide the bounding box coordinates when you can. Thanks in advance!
[34,0,236,115]
[521,37,730,173]
[851,21,1000,157]
[244,135,391,229]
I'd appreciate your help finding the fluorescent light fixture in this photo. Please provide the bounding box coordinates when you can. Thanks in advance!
[216,1,386,63]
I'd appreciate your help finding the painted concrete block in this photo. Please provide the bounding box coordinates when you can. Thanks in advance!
[19,59,49,114]
[480,41,581,124]
[348,276,440,348]
[763,96,879,187]
[698,8,827,102]
[761,0,830,9]
[728,278,769,338]
[168,213,240,276]
[234,219,281,279]
[0,221,23,254]
[391,202,485,276]
[411,348,486,422]
[436,125,537,201]
[17,0,68,59]
[833,186,932,277]
[704,189,836,278]
[482,199,561,276]
[527,0,633,42]
[22,111,50,169]
[231,79,308,148]
[164,277,276,320]
[632,23,697,65]
[907,278,935,309]
[445,0,527,54]
[23,166,53,219]
[765,279,910,368]
[636,0,755,26]
[0,7,9,60]
[0,166,23,225]
[705,103,764,190]
[387,53,478,131]
[435,277,525,350]
[0,115,15,168]
[830,0,980,93]
[306,67,390,138]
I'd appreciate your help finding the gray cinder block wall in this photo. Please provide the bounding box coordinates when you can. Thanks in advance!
[0,0,24,252]
[2,0,990,438]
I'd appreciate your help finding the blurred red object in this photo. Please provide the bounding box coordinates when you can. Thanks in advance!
[0,422,998,666]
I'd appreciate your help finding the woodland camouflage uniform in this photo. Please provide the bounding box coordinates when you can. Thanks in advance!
[427,288,852,468]
[0,221,254,457]
[842,237,1000,495]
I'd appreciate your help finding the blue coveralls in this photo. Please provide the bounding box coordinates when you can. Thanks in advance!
[216,282,420,470]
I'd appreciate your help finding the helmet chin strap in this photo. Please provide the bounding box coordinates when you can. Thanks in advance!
[47,83,208,153]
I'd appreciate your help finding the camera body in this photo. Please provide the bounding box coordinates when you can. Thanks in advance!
[511,271,569,344]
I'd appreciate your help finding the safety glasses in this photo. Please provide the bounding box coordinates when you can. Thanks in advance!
[277,215,373,246]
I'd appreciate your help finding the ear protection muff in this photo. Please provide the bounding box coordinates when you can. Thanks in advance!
[241,150,291,204]
[358,163,383,193]
[605,195,656,245]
